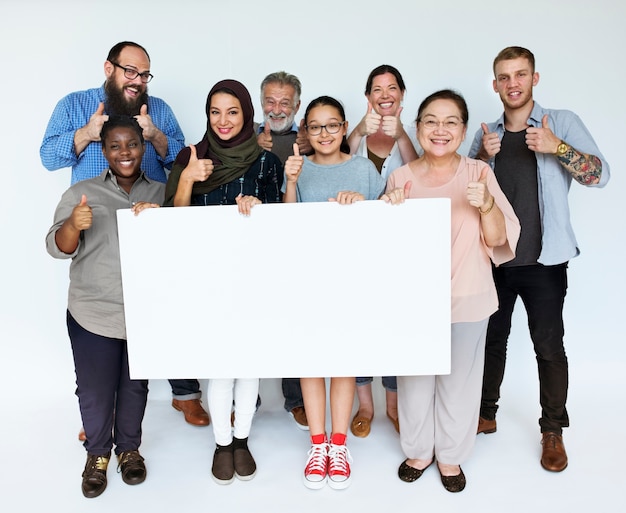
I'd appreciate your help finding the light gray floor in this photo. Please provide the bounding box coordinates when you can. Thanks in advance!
[3,341,624,513]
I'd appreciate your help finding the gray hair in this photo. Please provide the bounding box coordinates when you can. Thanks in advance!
[260,71,302,105]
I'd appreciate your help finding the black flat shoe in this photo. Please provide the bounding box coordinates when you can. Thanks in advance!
[438,465,466,493]
[398,459,433,483]
[117,450,146,485]
[82,453,110,498]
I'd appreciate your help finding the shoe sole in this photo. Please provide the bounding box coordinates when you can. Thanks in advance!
[212,474,235,485]
[328,477,351,490]
[541,461,568,472]
[478,427,497,434]
[303,475,327,490]
[235,470,257,481]
[82,487,107,498]
[121,474,146,485]
[81,481,107,498]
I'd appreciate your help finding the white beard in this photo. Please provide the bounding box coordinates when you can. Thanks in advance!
[265,113,295,133]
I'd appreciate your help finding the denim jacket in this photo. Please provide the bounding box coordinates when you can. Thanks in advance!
[469,101,610,265]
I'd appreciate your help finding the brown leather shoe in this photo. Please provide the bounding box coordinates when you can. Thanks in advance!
[172,398,210,426]
[541,432,568,472]
[477,416,497,434]
[289,406,309,430]
[350,413,373,438]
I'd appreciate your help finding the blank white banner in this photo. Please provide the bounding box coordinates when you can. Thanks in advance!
[117,199,450,379]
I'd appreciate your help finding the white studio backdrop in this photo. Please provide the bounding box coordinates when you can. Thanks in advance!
[0,0,623,401]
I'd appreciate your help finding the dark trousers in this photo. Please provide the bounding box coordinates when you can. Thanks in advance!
[480,264,570,434]
[67,311,148,455]
[282,378,304,411]
[168,379,201,397]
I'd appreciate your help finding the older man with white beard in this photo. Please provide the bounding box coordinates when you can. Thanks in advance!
[255,71,311,164]
[253,71,311,430]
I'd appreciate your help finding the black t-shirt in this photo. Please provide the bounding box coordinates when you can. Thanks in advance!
[495,129,542,266]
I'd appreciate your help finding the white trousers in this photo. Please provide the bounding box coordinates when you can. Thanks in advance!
[207,378,259,446]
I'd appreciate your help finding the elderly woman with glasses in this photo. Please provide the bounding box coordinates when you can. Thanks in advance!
[381,89,520,492]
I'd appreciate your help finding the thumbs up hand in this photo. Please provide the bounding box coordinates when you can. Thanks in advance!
[295,118,312,154]
[134,104,159,141]
[69,194,93,231]
[84,102,109,142]
[477,122,501,160]
[525,114,560,154]
[180,144,214,183]
[357,101,382,137]
[466,167,492,210]
[257,121,273,151]
[284,142,303,183]
[381,105,404,140]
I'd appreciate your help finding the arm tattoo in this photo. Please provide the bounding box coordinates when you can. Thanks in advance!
[557,147,602,185]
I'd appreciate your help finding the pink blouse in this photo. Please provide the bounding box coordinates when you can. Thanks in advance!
[387,156,520,323]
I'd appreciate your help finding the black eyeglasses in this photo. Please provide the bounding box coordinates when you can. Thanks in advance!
[305,121,345,136]
[110,61,153,83]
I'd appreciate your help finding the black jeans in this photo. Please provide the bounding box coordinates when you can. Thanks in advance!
[480,263,570,434]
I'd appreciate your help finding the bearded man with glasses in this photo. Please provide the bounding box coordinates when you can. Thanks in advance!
[40,41,210,435]
[41,41,185,185]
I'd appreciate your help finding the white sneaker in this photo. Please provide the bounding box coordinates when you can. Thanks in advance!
[303,442,328,489]
[327,443,352,490]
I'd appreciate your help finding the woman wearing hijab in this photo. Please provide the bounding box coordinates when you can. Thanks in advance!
[165,80,283,484]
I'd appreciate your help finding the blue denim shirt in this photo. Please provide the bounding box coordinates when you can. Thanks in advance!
[469,101,610,265]
[40,85,186,184]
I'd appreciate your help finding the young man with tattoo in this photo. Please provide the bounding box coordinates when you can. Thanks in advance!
[469,46,610,472]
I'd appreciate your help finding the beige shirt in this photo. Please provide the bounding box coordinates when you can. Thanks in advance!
[46,170,165,339]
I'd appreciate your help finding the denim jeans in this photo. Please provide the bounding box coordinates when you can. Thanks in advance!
[356,376,397,392]
[282,378,304,411]
[481,263,570,433]
[169,379,201,400]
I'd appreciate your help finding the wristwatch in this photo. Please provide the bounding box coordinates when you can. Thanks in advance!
[555,140,569,156]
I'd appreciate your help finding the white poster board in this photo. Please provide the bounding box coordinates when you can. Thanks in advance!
[117,199,450,379]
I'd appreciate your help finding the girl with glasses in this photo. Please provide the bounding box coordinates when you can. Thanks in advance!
[282,95,386,489]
